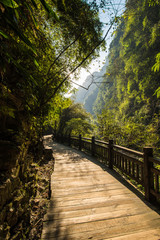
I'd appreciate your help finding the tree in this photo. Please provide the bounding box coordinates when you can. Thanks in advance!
[57,103,92,136]
[0,0,104,145]
[93,0,160,154]
[66,118,92,136]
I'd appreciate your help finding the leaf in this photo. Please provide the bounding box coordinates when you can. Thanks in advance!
[0,29,10,39]
[152,53,160,72]
[39,0,59,21]
[62,0,66,10]
[34,59,39,67]
[14,9,19,21]
[30,0,38,9]
[155,87,160,98]
[51,0,57,4]
[6,18,37,54]
[48,9,59,21]
[5,52,38,86]
[24,2,38,27]
[0,0,18,8]
[152,62,160,72]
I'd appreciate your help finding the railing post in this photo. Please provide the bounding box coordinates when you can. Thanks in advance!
[143,147,155,202]
[108,140,114,169]
[91,136,95,156]
[79,134,82,151]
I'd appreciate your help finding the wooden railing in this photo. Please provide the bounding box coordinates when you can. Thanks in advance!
[56,134,160,205]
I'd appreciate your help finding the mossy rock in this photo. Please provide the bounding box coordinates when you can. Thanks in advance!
[0,224,10,240]
[10,231,22,240]
[0,179,12,210]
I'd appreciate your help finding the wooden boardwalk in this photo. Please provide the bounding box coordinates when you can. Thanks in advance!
[41,136,160,240]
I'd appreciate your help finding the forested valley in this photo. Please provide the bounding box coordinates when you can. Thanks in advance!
[2,0,159,157]
[73,0,160,156]
[1,0,160,238]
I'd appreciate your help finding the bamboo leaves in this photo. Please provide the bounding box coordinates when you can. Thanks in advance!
[0,0,19,8]
[39,0,59,20]
[1,0,103,137]
[0,29,10,39]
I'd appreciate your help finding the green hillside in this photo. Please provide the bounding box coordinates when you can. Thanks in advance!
[72,60,109,114]
[93,0,160,153]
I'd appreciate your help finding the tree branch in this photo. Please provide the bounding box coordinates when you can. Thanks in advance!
[43,22,114,106]
[45,30,83,78]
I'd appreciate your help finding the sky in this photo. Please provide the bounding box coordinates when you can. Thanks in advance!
[71,0,126,88]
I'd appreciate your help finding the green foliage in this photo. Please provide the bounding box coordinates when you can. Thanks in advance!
[0,0,19,8]
[96,110,160,153]
[66,118,92,136]
[0,0,103,145]
[152,53,160,72]
[148,0,160,6]
[93,0,160,155]
[43,96,72,130]
[57,102,92,136]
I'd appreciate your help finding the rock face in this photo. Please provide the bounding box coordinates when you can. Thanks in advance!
[0,140,54,240]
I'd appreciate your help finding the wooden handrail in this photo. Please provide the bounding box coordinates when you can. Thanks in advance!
[81,137,91,141]
[95,139,109,146]
[114,144,143,157]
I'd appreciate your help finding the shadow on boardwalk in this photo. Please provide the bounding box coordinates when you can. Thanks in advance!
[42,200,70,240]
[52,141,159,214]
[41,136,160,240]
[42,137,71,239]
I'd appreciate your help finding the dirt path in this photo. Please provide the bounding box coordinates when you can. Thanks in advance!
[41,136,160,240]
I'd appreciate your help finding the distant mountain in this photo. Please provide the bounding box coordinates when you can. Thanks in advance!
[72,58,109,114]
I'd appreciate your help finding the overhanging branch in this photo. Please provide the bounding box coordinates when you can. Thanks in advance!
[43,22,114,106]
[45,30,83,78]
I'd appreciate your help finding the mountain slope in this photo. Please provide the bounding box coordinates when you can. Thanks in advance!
[72,59,109,114]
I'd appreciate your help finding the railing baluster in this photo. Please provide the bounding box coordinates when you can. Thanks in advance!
[109,140,113,169]
[92,136,95,156]
[155,174,159,193]
[132,161,135,177]
[136,164,139,180]
[79,134,82,151]
[129,160,131,175]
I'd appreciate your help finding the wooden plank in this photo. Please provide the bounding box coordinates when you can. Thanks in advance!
[41,138,160,240]
[50,189,134,202]
[105,229,160,240]
[42,214,160,239]
[51,187,133,199]
[45,198,144,214]
[44,201,147,218]
[51,182,128,194]
[44,204,151,222]
[52,170,105,177]
[52,182,124,192]
[51,179,129,189]
[49,189,139,207]
[43,208,159,229]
